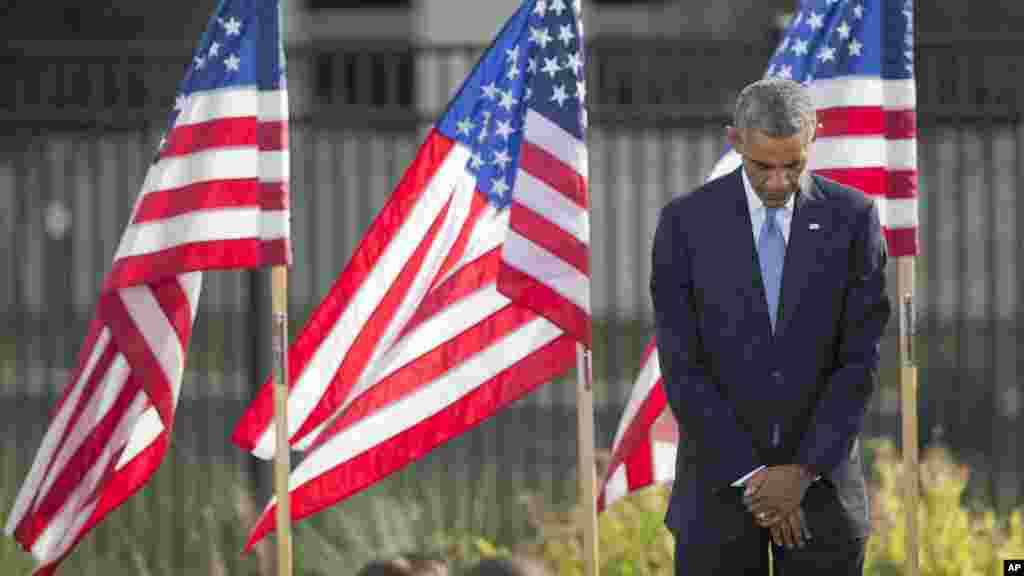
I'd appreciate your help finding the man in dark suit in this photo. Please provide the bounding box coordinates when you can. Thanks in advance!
[650,77,891,574]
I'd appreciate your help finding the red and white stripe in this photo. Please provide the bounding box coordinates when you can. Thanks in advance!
[7,84,289,574]
[598,340,679,512]
[108,88,290,289]
[233,129,584,548]
[5,276,199,574]
[499,109,591,346]
[809,77,917,257]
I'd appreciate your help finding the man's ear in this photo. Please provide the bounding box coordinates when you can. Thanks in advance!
[726,126,742,150]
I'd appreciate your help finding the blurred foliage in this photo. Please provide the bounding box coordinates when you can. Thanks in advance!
[516,485,675,576]
[455,438,1024,576]
[864,437,1024,576]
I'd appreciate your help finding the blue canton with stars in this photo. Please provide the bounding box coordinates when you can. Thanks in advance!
[435,0,587,208]
[161,0,284,146]
[764,0,914,85]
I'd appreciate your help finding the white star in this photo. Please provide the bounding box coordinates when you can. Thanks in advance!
[222,16,242,36]
[478,111,492,143]
[470,152,485,170]
[565,52,584,77]
[456,117,476,136]
[817,47,836,63]
[481,81,499,100]
[793,12,803,27]
[576,80,586,102]
[836,21,851,39]
[806,11,824,30]
[558,24,575,46]
[492,177,510,197]
[779,64,793,79]
[525,86,533,101]
[541,56,561,78]
[550,84,569,107]
[498,90,519,112]
[507,66,521,81]
[495,119,515,139]
[529,26,553,49]
[527,58,538,74]
[174,94,187,111]
[778,37,789,52]
[853,4,864,19]
[549,0,567,16]
[792,39,809,56]
[533,0,547,17]
[848,38,863,56]
[194,55,206,69]
[766,64,776,76]
[209,42,221,57]
[493,149,512,170]
[506,46,520,66]
[224,54,241,72]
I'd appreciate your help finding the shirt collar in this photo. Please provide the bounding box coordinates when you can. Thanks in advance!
[741,166,796,217]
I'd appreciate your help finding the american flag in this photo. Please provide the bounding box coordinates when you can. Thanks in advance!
[232,0,589,548]
[5,1,289,573]
[597,341,676,513]
[599,0,916,511]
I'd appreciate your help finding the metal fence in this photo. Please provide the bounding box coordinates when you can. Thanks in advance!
[0,39,1021,573]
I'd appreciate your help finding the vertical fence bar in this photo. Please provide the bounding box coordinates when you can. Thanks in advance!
[1015,118,1024,512]
[922,129,938,450]
[631,128,650,371]
[10,125,31,561]
[982,121,1002,509]
[953,126,968,460]
[992,123,1019,511]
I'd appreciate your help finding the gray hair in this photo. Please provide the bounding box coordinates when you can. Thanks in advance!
[733,78,816,141]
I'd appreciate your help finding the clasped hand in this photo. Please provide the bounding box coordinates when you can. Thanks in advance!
[743,465,813,549]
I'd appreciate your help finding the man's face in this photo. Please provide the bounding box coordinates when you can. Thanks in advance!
[729,128,811,208]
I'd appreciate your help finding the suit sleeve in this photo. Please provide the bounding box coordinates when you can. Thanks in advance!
[796,201,892,475]
[650,202,760,491]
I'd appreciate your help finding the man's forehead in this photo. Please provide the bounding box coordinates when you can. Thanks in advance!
[742,130,809,160]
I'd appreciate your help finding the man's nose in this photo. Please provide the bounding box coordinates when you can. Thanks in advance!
[764,169,788,189]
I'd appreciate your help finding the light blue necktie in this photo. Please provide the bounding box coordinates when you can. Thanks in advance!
[758,207,785,332]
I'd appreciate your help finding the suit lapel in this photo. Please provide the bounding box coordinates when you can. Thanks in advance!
[775,175,829,340]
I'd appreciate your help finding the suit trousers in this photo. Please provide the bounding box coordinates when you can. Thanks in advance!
[674,485,867,575]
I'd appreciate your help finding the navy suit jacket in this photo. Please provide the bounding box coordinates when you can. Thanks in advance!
[650,167,891,547]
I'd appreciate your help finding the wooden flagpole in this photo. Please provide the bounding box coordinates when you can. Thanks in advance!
[272,265,293,576]
[898,257,918,576]
[576,344,599,576]
[272,3,293,575]
[575,4,597,571]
